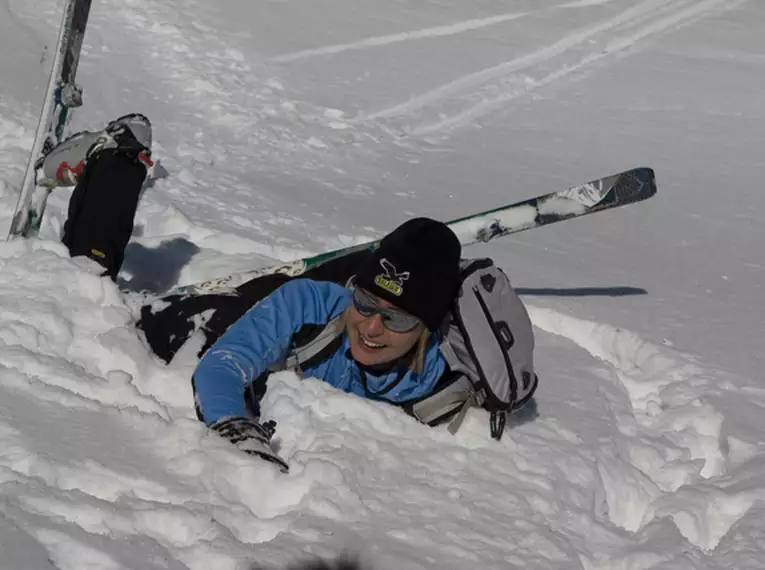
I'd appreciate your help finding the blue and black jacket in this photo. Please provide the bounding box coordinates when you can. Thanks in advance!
[192,278,450,424]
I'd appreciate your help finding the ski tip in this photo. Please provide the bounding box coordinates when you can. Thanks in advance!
[632,166,658,196]
[614,166,657,204]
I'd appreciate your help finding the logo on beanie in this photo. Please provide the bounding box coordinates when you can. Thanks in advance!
[374,258,409,296]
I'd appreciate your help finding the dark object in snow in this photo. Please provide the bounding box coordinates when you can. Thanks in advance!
[252,556,365,570]
[208,416,289,473]
[62,139,150,279]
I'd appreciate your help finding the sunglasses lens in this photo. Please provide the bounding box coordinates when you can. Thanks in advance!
[352,289,379,317]
[352,289,420,333]
[382,313,420,333]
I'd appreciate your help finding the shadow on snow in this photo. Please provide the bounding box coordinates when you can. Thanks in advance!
[119,237,200,294]
[515,286,646,297]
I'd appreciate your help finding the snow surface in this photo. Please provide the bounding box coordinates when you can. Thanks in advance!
[1,0,764,568]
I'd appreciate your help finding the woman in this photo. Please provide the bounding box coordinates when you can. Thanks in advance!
[42,116,467,472]
[193,218,463,471]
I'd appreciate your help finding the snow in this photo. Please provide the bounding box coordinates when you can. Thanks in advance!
[1,0,764,568]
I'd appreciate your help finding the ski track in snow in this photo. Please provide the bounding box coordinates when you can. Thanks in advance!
[270,12,529,63]
[76,0,398,274]
[363,0,745,135]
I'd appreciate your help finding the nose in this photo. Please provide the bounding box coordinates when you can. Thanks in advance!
[361,313,385,337]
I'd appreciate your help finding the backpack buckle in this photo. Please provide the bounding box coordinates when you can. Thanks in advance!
[489,410,507,440]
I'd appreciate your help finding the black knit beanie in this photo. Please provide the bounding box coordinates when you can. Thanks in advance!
[354,217,462,331]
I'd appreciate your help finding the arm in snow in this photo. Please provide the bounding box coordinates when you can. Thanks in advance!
[192,279,348,424]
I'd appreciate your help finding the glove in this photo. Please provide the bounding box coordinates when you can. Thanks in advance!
[210,416,289,473]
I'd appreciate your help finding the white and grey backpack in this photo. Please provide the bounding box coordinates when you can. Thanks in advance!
[407,258,538,439]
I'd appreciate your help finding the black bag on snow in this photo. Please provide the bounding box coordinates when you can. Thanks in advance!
[62,149,148,280]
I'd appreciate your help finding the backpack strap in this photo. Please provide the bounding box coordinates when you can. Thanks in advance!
[404,371,474,432]
[281,278,356,372]
[408,369,538,437]
[283,314,346,372]
[239,315,345,418]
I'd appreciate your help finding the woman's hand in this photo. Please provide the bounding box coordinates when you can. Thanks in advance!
[209,416,289,473]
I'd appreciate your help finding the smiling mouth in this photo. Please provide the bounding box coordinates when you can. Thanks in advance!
[360,335,386,349]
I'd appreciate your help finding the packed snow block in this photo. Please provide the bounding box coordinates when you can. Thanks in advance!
[61,149,147,280]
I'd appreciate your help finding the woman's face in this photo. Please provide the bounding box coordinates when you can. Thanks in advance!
[347,289,424,367]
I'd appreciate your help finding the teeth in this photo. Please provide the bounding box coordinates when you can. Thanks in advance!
[361,336,385,349]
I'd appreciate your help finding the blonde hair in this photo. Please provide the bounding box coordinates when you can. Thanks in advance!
[408,326,430,374]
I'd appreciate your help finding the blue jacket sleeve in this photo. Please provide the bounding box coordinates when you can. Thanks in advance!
[192,279,348,424]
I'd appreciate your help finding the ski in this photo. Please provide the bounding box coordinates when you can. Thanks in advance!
[168,166,656,296]
[8,0,93,239]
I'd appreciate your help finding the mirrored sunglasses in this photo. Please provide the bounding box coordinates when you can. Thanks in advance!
[351,287,422,333]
